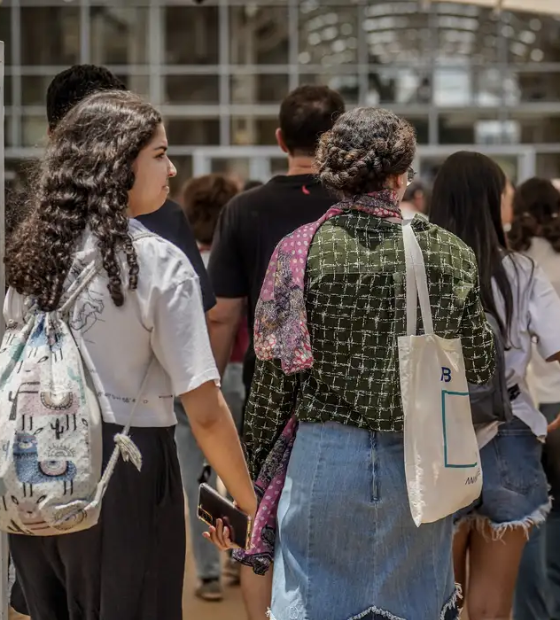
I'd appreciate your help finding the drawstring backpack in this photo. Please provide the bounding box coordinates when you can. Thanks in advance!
[0,259,152,535]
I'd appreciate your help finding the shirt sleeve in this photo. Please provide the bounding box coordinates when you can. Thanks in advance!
[137,203,216,313]
[243,358,297,479]
[150,275,220,397]
[529,265,560,361]
[460,274,496,385]
[208,201,249,299]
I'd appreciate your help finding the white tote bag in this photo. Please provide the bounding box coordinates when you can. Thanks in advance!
[398,223,482,526]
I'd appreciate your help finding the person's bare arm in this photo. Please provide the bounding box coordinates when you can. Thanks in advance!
[208,297,245,377]
[180,380,256,516]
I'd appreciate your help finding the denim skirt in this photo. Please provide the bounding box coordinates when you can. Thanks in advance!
[270,422,459,620]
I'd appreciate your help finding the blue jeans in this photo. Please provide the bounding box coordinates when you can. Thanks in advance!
[175,364,244,581]
[515,403,560,620]
[270,422,458,620]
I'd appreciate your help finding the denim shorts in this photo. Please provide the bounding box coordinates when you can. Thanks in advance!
[270,422,459,620]
[455,417,550,534]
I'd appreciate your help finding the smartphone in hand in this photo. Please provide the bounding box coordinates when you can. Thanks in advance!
[197,483,252,550]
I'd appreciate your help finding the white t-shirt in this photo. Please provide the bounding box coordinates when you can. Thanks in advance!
[4,220,220,427]
[492,253,560,438]
[525,238,560,405]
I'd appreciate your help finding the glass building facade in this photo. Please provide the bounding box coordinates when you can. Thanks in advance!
[2,0,560,190]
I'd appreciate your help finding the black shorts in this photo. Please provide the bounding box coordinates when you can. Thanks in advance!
[9,422,186,620]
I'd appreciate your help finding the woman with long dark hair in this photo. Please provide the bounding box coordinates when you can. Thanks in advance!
[430,153,559,620]
[215,109,496,620]
[510,177,560,620]
[4,90,256,620]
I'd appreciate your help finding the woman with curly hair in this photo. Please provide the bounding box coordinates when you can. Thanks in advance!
[430,156,559,620]
[4,90,256,620]
[511,178,560,620]
[227,108,495,619]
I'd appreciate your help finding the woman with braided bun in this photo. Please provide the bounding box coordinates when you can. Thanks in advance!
[223,108,495,619]
[5,90,256,620]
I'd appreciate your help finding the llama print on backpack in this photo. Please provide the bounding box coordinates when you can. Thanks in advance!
[9,381,79,434]
[13,429,77,498]
[8,495,49,534]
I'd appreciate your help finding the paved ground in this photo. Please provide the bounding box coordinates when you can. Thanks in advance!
[182,547,246,620]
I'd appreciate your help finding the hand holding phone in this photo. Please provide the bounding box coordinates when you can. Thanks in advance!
[198,483,252,550]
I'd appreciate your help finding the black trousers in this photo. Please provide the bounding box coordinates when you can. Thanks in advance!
[10,573,27,615]
[9,423,186,620]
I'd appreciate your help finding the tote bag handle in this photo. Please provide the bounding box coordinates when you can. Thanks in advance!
[402,223,434,337]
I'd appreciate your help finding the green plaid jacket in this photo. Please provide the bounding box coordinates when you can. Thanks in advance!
[244,213,495,479]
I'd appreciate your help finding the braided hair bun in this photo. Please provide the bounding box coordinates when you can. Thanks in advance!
[316,107,416,196]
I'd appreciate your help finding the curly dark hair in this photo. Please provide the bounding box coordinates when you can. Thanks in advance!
[6,90,162,311]
[509,177,560,253]
[316,107,416,197]
[181,174,239,246]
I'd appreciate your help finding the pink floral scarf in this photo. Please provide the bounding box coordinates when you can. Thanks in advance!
[234,190,402,574]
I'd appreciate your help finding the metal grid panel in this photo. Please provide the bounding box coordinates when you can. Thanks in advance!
[1,0,560,158]
[431,0,560,14]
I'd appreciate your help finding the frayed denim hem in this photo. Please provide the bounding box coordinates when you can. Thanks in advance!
[440,586,462,620]
[267,585,462,620]
[267,608,407,620]
[454,498,551,541]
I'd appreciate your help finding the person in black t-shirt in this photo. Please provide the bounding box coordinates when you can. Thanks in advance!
[208,85,345,394]
[207,84,345,620]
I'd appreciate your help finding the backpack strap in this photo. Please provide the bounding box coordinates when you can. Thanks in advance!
[58,262,101,316]
[58,230,157,316]
[80,356,155,515]
[99,357,155,480]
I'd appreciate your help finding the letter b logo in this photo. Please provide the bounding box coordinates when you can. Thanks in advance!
[441,367,451,383]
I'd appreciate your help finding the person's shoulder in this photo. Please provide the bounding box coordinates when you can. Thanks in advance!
[136,200,193,244]
[142,198,183,219]
[3,287,26,324]
[128,219,198,286]
[502,251,538,293]
[225,183,271,215]
[213,185,272,242]
[419,219,473,254]
[505,251,534,271]
[419,220,479,273]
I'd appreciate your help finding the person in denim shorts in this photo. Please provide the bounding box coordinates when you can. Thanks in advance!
[431,153,560,620]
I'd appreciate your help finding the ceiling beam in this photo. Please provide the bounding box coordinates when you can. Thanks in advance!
[428,0,559,15]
